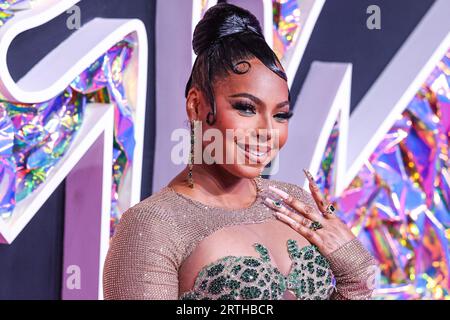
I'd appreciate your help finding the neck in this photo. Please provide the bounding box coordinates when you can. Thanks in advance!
[170,164,258,209]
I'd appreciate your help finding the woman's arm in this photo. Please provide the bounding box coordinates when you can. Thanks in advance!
[326,238,379,300]
[103,204,181,300]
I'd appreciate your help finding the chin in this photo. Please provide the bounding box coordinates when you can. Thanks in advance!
[219,161,271,180]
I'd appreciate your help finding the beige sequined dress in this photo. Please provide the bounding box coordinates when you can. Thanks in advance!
[103,177,378,300]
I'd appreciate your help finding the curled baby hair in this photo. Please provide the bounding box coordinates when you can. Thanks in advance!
[185,2,288,125]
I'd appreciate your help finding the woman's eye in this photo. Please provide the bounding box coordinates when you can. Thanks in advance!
[274,111,294,122]
[232,102,256,116]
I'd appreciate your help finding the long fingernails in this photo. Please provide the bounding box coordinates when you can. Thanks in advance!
[303,168,315,182]
[268,186,289,200]
[264,197,283,209]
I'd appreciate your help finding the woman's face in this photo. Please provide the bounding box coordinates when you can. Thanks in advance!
[195,57,291,179]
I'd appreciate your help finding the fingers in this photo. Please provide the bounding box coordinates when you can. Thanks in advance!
[264,197,311,228]
[322,203,338,219]
[303,169,339,220]
[303,169,332,218]
[292,222,322,245]
[268,185,324,222]
[266,202,322,245]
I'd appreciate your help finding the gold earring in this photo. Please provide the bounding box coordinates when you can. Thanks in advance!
[188,120,195,188]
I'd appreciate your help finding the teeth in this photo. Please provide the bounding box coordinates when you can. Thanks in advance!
[236,142,269,157]
[249,150,267,157]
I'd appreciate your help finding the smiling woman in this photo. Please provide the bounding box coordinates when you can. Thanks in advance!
[102,2,378,300]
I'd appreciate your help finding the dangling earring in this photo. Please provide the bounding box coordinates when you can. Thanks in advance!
[188,120,195,188]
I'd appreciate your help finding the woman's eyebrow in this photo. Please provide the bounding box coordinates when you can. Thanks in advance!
[229,93,263,105]
[276,101,290,109]
[228,93,289,108]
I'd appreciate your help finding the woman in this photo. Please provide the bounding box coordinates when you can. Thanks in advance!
[103,3,378,300]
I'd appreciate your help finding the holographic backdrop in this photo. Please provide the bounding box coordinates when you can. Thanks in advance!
[0,0,448,300]
[317,49,450,300]
[272,0,301,60]
[0,30,137,236]
[0,0,24,26]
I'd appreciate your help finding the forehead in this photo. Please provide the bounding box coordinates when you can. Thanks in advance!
[214,58,289,103]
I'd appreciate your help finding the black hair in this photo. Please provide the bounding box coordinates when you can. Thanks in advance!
[185,2,288,125]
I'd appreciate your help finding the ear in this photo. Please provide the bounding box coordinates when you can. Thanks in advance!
[186,87,202,121]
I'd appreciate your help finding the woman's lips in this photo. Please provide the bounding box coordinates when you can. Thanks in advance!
[235,141,272,164]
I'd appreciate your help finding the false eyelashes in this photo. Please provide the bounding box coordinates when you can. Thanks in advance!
[231,102,294,121]
[274,111,293,120]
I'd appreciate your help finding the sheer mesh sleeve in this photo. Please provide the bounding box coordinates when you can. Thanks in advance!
[327,238,379,300]
[103,203,182,300]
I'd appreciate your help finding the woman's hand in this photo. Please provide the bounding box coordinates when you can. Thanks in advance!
[264,169,355,257]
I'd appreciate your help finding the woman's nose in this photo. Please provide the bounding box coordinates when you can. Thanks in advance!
[253,114,274,142]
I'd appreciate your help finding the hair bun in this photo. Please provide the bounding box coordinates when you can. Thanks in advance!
[192,3,264,55]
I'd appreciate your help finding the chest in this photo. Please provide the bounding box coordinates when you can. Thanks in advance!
[178,219,312,295]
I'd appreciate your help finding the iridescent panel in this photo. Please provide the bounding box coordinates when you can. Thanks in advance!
[272,0,301,60]
[0,34,137,237]
[0,0,25,26]
[317,49,450,299]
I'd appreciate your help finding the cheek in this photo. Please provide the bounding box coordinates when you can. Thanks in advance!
[278,124,288,147]
[215,107,245,131]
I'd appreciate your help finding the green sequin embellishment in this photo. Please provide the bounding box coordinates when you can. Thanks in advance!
[208,276,227,294]
[181,239,335,300]
[316,269,326,277]
[307,278,315,295]
[227,279,240,290]
[207,264,224,277]
[240,268,258,282]
[287,239,301,259]
[243,258,261,267]
[253,243,270,262]
[231,265,241,275]
[315,255,330,268]
[303,249,314,260]
[200,279,208,290]
[240,286,262,299]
